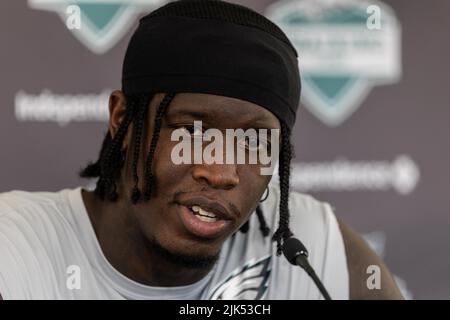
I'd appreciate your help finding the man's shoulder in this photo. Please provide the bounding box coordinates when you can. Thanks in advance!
[337,219,404,299]
[267,182,335,226]
[0,188,82,300]
[0,188,69,216]
[256,183,350,299]
[0,188,78,233]
[265,182,341,256]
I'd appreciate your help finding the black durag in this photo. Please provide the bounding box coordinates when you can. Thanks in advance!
[122,0,301,130]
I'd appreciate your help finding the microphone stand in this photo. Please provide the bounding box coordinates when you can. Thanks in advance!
[282,237,332,300]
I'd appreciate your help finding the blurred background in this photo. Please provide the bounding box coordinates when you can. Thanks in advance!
[1,0,449,299]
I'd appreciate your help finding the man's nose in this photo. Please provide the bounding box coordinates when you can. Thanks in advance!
[192,163,239,190]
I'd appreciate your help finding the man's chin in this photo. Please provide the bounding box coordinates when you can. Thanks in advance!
[149,237,220,270]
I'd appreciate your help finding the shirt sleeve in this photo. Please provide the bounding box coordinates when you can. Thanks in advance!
[0,211,54,299]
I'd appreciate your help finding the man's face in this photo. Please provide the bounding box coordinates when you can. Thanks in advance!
[110,92,280,268]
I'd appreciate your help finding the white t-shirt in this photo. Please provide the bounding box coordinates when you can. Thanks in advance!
[0,182,349,299]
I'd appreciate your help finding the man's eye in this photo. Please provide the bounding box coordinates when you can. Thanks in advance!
[240,136,270,151]
[180,125,203,138]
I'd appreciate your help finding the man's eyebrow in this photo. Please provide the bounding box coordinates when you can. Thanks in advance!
[165,108,278,129]
[165,109,213,120]
[249,119,279,130]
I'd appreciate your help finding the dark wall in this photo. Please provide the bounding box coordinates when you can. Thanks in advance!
[1,0,448,299]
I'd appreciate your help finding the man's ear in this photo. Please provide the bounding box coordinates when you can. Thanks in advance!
[108,90,131,150]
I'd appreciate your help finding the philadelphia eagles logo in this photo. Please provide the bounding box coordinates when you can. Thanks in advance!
[266,0,402,126]
[28,0,169,54]
[208,256,272,300]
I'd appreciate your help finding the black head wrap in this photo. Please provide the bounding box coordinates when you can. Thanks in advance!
[122,0,301,130]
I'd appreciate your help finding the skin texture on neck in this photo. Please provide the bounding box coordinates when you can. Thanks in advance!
[81,91,280,287]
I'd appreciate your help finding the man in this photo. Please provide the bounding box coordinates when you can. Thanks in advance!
[0,0,403,299]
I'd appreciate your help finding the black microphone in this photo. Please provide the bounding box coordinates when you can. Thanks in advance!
[282,237,332,300]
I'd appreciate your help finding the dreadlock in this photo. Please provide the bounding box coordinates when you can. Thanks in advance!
[142,94,175,201]
[237,121,294,255]
[79,93,174,204]
[130,94,151,203]
[79,94,293,254]
[272,122,294,254]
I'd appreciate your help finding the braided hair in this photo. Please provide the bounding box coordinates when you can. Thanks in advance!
[79,93,294,255]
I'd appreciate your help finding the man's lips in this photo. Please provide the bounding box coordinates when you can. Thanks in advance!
[177,196,235,221]
[175,196,237,239]
[177,204,231,239]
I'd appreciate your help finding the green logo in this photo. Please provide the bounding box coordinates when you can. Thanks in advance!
[266,0,402,126]
[29,0,168,54]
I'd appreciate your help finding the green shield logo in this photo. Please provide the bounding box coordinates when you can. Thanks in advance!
[28,0,169,54]
[266,0,402,126]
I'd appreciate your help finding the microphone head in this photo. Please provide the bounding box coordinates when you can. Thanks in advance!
[282,237,309,265]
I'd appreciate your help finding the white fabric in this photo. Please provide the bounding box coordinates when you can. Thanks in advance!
[0,182,349,300]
